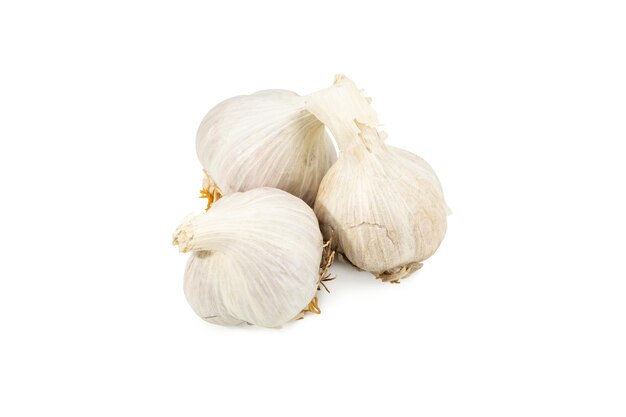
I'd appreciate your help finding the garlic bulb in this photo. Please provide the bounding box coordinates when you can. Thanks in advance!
[172,187,323,327]
[196,89,337,206]
[306,75,449,281]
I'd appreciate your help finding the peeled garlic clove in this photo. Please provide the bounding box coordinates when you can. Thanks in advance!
[307,75,449,281]
[172,188,323,327]
[196,89,337,206]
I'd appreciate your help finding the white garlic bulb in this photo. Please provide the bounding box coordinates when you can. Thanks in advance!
[172,187,323,327]
[306,75,449,281]
[196,89,337,206]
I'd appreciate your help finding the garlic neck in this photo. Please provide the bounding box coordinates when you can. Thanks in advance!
[305,74,385,154]
[172,214,234,253]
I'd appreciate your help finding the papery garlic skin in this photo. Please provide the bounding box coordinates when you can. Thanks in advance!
[314,145,448,280]
[308,76,449,281]
[196,90,336,206]
[173,188,323,327]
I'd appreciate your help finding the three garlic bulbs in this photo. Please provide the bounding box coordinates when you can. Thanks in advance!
[174,74,449,328]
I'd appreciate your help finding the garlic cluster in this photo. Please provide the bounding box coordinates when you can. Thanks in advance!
[196,89,337,206]
[306,76,449,281]
[173,74,449,328]
[173,188,323,327]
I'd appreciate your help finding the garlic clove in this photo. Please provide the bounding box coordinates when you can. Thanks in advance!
[196,89,336,207]
[173,187,324,327]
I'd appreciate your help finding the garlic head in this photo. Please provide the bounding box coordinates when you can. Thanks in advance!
[307,76,449,281]
[172,187,323,327]
[196,89,337,206]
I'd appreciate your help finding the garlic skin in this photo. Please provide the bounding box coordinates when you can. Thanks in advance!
[172,188,323,327]
[196,89,336,206]
[307,76,449,281]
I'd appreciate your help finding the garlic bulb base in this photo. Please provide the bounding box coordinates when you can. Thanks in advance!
[199,171,223,211]
[376,262,423,283]
[293,295,321,322]
[338,250,423,282]
[294,237,336,320]
[302,295,322,315]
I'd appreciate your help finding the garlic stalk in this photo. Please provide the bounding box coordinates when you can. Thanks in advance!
[172,187,324,327]
[306,75,449,281]
[196,89,337,207]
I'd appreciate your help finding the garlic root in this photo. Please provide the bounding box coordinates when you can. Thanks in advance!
[199,171,223,211]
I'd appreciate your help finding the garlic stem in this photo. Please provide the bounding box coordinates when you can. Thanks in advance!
[172,215,235,253]
[305,74,385,154]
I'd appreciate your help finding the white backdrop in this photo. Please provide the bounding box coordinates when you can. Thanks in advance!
[1,1,625,416]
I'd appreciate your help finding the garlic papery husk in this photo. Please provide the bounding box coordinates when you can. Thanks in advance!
[196,89,337,207]
[306,75,449,281]
[172,187,323,327]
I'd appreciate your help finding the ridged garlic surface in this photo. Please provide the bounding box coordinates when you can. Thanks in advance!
[196,89,337,206]
[172,188,323,327]
[307,75,449,281]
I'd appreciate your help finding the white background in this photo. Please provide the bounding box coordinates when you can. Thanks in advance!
[1,1,625,416]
